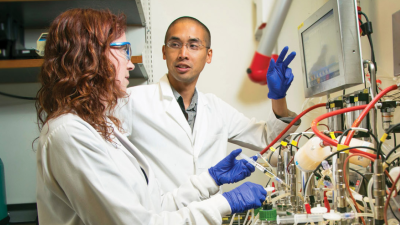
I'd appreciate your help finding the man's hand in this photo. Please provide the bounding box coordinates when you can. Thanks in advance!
[267,46,296,100]
[222,182,267,214]
[208,149,257,186]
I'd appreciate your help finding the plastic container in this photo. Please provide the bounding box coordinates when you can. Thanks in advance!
[259,208,277,221]
[265,144,293,167]
[294,137,332,172]
[332,136,374,167]
[389,167,400,193]
[311,204,328,214]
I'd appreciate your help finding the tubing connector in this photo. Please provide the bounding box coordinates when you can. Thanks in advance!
[335,152,349,212]
[277,155,286,191]
[288,164,297,211]
[373,159,385,221]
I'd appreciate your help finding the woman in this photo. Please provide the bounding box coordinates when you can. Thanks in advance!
[35,8,266,224]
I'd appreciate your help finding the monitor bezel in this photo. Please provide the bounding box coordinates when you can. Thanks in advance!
[298,0,364,98]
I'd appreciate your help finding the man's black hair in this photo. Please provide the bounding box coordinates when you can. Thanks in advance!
[164,16,211,48]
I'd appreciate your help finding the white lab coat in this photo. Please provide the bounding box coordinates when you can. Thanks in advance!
[116,74,299,192]
[36,113,231,225]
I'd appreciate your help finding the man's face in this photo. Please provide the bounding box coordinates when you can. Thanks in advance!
[162,20,212,85]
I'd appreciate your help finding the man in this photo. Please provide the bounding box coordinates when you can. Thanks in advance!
[117,16,299,192]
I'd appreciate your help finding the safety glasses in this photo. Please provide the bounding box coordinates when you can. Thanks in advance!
[110,42,132,61]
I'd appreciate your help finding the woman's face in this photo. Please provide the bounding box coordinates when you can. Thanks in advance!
[109,32,135,91]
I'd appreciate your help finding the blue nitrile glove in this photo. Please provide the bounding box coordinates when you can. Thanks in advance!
[267,46,296,100]
[208,149,257,186]
[222,182,267,214]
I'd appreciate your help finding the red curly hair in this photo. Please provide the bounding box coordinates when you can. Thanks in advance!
[36,8,127,141]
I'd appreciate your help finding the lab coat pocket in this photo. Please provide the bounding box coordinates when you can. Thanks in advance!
[198,133,226,170]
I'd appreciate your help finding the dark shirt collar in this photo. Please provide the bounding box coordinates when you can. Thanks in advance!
[170,86,198,111]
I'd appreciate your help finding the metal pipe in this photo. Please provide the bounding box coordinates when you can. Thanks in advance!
[257,0,293,55]
[363,60,377,148]
[276,155,287,211]
[277,155,285,191]
[335,152,349,213]
[373,159,385,223]
[288,163,297,212]
[284,151,290,187]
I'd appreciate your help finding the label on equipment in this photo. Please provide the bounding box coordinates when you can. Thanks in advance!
[330,132,336,140]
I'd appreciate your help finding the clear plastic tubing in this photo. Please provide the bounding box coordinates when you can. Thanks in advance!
[341,212,374,219]
[277,214,324,224]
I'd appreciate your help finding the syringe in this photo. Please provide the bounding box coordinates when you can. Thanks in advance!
[240,152,290,189]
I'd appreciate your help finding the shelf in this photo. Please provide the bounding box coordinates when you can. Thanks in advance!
[0,56,146,83]
[0,0,146,28]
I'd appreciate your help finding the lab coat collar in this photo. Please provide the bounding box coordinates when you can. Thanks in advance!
[111,121,154,187]
[159,74,209,107]
[159,74,209,143]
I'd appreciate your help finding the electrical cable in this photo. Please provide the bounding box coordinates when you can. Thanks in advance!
[303,145,378,200]
[386,170,396,190]
[380,123,400,161]
[385,173,400,225]
[286,157,294,173]
[310,106,379,157]
[296,124,329,144]
[358,11,369,22]
[344,154,375,225]
[304,173,314,196]
[312,105,368,146]
[260,103,327,155]
[343,85,398,154]
[265,178,271,188]
[349,168,368,193]
[358,11,377,75]
[389,202,400,222]
[348,158,395,222]
[342,85,398,149]
[0,91,37,100]
[386,147,400,165]
[338,127,379,148]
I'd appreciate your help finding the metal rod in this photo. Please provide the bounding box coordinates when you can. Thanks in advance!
[363,60,377,148]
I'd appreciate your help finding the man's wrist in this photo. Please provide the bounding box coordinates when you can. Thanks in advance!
[271,98,289,117]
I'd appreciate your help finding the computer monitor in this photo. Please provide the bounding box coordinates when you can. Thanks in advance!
[298,0,364,98]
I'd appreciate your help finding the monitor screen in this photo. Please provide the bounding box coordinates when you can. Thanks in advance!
[302,10,340,88]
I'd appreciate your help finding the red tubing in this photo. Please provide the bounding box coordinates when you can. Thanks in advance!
[311,105,367,146]
[260,103,327,155]
[311,104,377,158]
[344,85,399,146]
